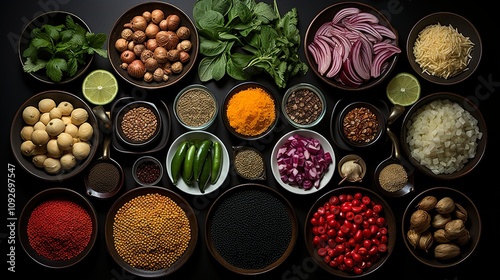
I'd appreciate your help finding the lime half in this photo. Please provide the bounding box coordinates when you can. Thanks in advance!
[386,72,421,106]
[82,69,118,105]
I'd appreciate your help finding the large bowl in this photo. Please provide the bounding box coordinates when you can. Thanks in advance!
[221,81,280,141]
[407,12,482,85]
[400,92,487,180]
[304,186,397,277]
[304,2,400,91]
[10,90,100,182]
[165,131,230,195]
[108,1,199,89]
[105,186,198,277]
[18,187,98,269]
[402,187,481,268]
[18,11,94,84]
[270,129,336,195]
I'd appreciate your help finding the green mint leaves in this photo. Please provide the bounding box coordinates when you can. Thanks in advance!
[193,0,308,88]
[22,15,108,83]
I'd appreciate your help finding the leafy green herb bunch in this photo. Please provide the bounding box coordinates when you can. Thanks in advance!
[193,0,308,88]
[22,15,108,83]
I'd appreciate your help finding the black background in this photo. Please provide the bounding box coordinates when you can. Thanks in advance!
[2,0,498,279]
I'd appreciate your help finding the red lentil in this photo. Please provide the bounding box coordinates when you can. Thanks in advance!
[27,199,92,261]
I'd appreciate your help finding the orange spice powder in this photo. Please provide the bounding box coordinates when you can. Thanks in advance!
[226,87,276,136]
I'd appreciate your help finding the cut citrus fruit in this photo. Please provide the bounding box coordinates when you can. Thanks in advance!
[82,69,118,105]
[386,72,421,106]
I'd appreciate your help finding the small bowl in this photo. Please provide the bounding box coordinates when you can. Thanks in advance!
[282,83,326,128]
[407,12,482,85]
[337,154,367,184]
[18,187,98,268]
[173,84,218,130]
[166,131,230,195]
[205,183,298,275]
[18,11,94,84]
[105,186,198,277]
[304,2,400,91]
[221,81,279,141]
[132,155,164,186]
[338,101,386,149]
[400,92,487,180]
[402,186,481,268]
[270,129,336,195]
[10,90,100,182]
[305,186,396,277]
[108,1,199,89]
[232,146,266,180]
[114,100,162,147]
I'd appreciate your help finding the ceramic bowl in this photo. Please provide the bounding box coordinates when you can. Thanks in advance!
[407,12,482,85]
[114,100,162,147]
[10,90,100,182]
[270,129,336,195]
[105,186,198,277]
[402,187,481,268]
[173,84,218,130]
[304,186,396,277]
[132,155,164,186]
[18,11,94,84]
[400,92,487,180]
[221,81,280,141]
[108,1,198,89]
[304,2,400,91]
[165,131,230,195]
[282,83,327,128]
[18,187,98,268]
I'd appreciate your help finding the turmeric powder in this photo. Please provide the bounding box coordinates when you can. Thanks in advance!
[226,87,276,136]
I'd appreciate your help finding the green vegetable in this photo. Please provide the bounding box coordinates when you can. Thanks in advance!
[182,144,197,185]
[193,0,308,88]
[22,15,108,83]
[198,155,212,193]
[170,141,189,184]
[193,139,213,182]
[211,140,223,184]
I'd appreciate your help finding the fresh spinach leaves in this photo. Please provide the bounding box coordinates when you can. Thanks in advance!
[22,15,108,83]
[193,0,308,88]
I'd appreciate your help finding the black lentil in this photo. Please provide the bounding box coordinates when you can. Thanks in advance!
[234,149,264,179]
[87,162,121,193]
[209,189,293,270]
[285,88,322,125]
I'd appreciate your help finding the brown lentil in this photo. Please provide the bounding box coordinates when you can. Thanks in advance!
[120,106,158,143]
[87,162,121,193]
[176,88,216,127]
[342,106,379,143]
[378,163,408,192]
[234,149,264,179]
[112,193,191,271]
[285,88,322,125]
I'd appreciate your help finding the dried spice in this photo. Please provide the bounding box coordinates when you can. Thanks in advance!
[87,162,121,193]
[120,106,158,143]
[342,106,379,143]
[234,148,264,179]
[378,163,408,192]
[135,160,161,185]
[285,88,322,125]
[176,87,216,128]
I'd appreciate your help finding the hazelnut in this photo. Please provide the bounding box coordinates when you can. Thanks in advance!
[176,26,191,40]
[167,49,180,62]
[144,57,159,72]
[133,44,146,57]
[145,38,158,51]
[156,30,179,50]
[115,38,128,52]
[151,9,165,25]
[127,60,146,79]
[121,28,133,40]
[179,51,190,63]
[166,14,180,30]
[140,49,154,63]
[153,46,168,64]
[145,23,160,38]
[120,50,136,64]
[132,30,146,44]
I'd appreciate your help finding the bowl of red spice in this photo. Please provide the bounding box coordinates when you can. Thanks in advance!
[18,187,98,268]
[222,81,279,141]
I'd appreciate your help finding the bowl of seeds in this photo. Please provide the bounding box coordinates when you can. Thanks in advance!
[282,83,326,128]
[173,84,218,130]
[132,155,164,186]
[114,100,162,147]
[232,146,266,180]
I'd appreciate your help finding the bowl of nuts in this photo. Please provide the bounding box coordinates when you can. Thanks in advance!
[108,1,198,89]
[402,186,481,268]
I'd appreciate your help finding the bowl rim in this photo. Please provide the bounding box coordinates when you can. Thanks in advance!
[114,100,162,147]
[304,1,400,91]
[173,84,218,130]
[401,186,482,268]
[221,81,280,140]
[107,1,199,89]
[18,187,98,268]
[270,129,336,195]
[282,82,327,128]
[104,186,199,277]
[304,185,397,277]
[132,155,164,186]
[18,10,94,84]
[10,90,100,182]
[338,101,386,148]
[400,92,487,179]
[406,11,482,85]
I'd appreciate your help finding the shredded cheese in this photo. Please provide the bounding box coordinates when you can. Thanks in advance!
[413,23,474,79]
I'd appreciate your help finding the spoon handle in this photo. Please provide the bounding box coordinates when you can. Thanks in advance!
[386,127,401,159]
